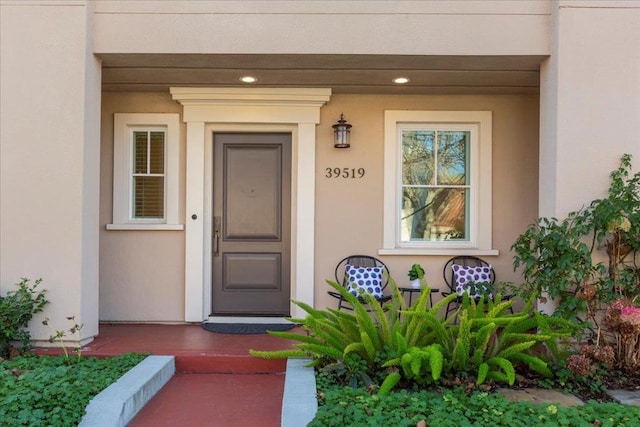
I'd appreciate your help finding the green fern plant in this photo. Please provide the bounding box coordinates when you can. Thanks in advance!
[380,293,578,391]
[451,295,538,385]
[252,276,577,391]
[382,344,444,385]
[250,276,449,381]
[378,371,401,396]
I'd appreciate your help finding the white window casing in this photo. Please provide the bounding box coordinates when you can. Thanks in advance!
[107,113,183,231]
[380,110,497,256]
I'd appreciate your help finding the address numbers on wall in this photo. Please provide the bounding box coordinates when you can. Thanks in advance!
[324,167,365,179]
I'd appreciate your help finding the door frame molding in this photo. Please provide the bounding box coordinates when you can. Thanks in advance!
[171,87,331,321]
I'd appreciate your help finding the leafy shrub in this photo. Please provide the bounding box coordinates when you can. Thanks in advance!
[0,278,48,359]
[512,154,640,374]
[511,212,597,322]
[512,154,640,324]
[0,353,147,426]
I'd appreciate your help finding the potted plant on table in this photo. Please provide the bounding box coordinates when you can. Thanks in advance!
[408,264,425,288]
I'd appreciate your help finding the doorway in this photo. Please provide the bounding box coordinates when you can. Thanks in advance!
[211,133,291,315]
[172,87,329,321]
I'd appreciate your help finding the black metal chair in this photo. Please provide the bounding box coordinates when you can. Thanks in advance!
[328,255,392,310]
[441,255,511,319]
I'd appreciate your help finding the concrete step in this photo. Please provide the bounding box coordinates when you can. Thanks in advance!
[175,353,287,374]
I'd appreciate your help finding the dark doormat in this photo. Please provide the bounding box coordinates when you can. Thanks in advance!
[202,322,296,334]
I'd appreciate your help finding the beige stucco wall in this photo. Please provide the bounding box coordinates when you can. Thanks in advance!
[0,1,101,342]
[100,93,185,322]
[93,0,550,56]
[99,91,539,320]
[540,1,640,219]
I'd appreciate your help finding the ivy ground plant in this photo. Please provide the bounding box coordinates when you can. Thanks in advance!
[311,385,640,427]
[0,353,147,427]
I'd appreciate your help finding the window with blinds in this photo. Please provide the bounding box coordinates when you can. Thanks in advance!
[109,113,180,230]
[132,130,165,219]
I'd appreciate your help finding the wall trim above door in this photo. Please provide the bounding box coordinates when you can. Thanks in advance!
[171,87,331,321]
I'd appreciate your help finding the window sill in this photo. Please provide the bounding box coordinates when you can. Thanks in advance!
[378,248,499,256]
[106,224,185,231]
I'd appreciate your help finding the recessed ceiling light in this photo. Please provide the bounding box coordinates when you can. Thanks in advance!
[393,77,410,84]
[240,76,258,83]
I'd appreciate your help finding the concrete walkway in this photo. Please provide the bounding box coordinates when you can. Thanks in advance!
[36,323,305,426]
[76,354,317,427]
[37,324,640,426]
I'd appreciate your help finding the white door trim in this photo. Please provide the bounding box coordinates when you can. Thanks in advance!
[171,87,331,321]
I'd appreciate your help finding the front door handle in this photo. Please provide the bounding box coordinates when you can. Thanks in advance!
[214,216,221,257]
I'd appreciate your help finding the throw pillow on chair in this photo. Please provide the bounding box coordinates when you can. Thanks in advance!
[344,264,384,299]
[452,264,493,299]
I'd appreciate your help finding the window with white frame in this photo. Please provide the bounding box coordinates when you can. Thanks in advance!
[107,113,183,230]
[381,111,495,255]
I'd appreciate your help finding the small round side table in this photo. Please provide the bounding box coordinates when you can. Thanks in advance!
[399,286,440,307]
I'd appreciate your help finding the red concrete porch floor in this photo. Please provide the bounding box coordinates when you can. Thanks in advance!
[36,323,302,427]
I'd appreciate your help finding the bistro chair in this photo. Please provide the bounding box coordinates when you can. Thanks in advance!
[328,255,392,310]
[441,255,512,319]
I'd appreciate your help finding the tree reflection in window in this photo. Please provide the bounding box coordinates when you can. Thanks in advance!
[401,129,470,242]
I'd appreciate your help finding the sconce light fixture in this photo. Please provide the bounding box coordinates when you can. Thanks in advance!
[332,113,352,148]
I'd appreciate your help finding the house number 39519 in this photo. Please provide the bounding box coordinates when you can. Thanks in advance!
[325,167,365,178]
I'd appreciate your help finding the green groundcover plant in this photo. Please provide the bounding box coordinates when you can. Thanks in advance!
[311,385,640,427]
[0,353,147,427]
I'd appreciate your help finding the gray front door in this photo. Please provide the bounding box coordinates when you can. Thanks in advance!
[212,133,291,315]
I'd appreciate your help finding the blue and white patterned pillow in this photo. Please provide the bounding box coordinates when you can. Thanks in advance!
[452,264,493,298]
[345,264,384,299]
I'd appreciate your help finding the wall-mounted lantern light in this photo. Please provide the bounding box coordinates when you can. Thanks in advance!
[332,113,352,148]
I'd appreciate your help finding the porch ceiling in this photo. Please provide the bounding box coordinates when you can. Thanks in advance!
[100,54,544,95]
